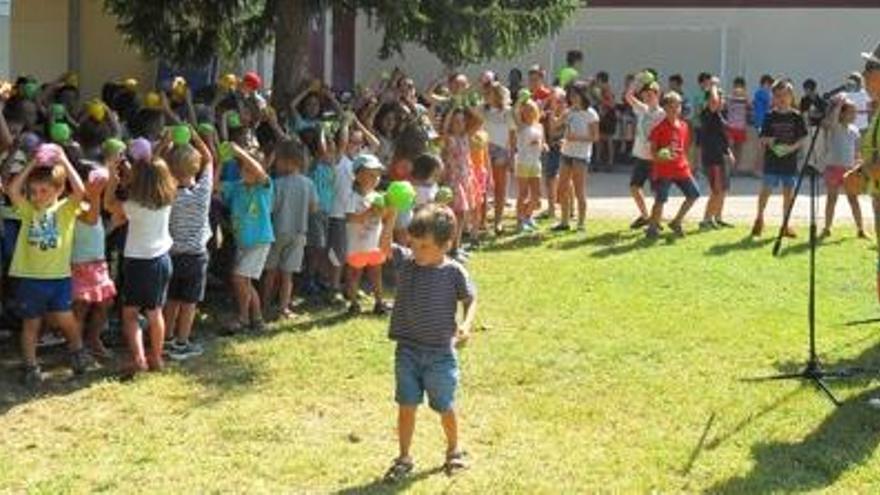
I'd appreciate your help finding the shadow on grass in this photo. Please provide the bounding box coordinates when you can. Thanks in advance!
[704,236,773,257]
[590,235,660,258]
[764,340,880,392]
[552,229,640,251]
[334,466,446,495]
[776,238,845,258]
[707,388,880,494]
[478,233,545,253]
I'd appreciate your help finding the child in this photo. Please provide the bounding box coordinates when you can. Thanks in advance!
[164,128,215,361]
[513,100,545,232]
[442,108,480,260]
[412,153,444,208]
[700,80,735,229]
[469,129,490,237]
[71,160,115,361]
[221,142,274,333]
[305,128,337,298]
[261,138,317,319]
[726,77,751,176]
[555,81,599,232]
[345,154,392,315]
[822,96,866,238]
[646,92,701,238]
[751,79,807,237]
[482,82,516,235]
[9,144,89,385]
[105,138,177,374]
[625,77,665,229]
[382,204,477,483]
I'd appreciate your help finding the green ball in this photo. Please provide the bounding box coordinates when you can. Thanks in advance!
[385,181,416,211]
[102,138,126,156]
[436,186,454,205]
[197,122,216,136]
[772,144,788,157]
[657,148,673,161]
[49,122,71,144]
[517,88,532,103]
[22,82,39,100]
[172,125,192,145]
[51,104,66,122]
[371,193,386,208]
[227,112,242,129]
[219,142,235,162]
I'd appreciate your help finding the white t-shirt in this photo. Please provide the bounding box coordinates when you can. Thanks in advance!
[825,122,860,168]
[123,202,173,259]
[345,191,383,254]
[484,107,516,148]
[415,183,438,207]
[330,155,355,220]
[560,108,600,161]
[632,105,667,160]
[846,89,871,131]
[517,124,544,166]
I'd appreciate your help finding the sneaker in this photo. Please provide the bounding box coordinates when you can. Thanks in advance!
[576,223,586,233]
[22,365,44,387]
[645,224,660,239]
[167,340,204,361]
[630,216,649,230]
[714,218,735,228]
[550,223,571,232]
[699,219,717,231]
[751,218,764,237]
[782,226,797,238]
[373,301,392,316]
[669,222,685,237]
[494,224,504,236]
[525,218,538,230]
[820,228,831,238]
[69,347,91,375]
[347,301,362,316]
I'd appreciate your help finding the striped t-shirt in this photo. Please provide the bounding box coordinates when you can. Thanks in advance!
[388,246,476,350]
[169,171,213,254]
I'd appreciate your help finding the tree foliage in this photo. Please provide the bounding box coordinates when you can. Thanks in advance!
[104,0,578,69]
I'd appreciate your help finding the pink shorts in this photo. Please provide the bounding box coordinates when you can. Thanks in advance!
[824,165,848,188]
[71,260,117,304]
[346,250,386,269]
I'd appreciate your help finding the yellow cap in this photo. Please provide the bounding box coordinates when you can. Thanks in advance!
[123,78,139,91]
[63,71,79,88]
[219,73,238,91]
[144,91,162,109]
[85,99,106,122]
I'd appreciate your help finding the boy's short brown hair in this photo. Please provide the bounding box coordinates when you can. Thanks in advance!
[275,137,306,163]
[28,164,67,190]
[408,204,457,245]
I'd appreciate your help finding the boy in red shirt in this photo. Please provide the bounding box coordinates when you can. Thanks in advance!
[646,92,701,238]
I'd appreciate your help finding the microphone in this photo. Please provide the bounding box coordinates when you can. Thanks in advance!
[822,83,855,100]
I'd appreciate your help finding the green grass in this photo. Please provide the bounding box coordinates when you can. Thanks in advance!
[3,220,880,493]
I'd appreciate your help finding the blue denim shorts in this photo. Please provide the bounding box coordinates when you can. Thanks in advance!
[395,344,459,412]
[763,173,796,190]
[652,177,701,203]
[542,146,562,179]
[15,277,73,319]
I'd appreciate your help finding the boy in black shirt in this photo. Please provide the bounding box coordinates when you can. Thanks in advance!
[751,79,808,237]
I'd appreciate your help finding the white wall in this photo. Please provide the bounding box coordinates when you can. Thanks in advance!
[355,8,880,95]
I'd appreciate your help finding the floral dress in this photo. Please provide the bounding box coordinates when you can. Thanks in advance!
[444,135,475,213]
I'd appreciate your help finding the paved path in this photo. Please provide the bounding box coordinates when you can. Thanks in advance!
[582,167,875,227]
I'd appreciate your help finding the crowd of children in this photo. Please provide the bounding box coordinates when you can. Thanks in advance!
[0,57,874,480]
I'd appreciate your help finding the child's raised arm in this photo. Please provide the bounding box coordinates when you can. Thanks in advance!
[103,152,126,220]
[8,161,36,208]
[624,81,649,114]
[232,143,269,185]
[60,152,85,203]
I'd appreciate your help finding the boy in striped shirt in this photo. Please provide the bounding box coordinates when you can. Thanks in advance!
[382,204,477,483]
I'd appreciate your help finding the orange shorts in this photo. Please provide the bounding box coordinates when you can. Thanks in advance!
[727,127,747,144]
[346,250,386,269]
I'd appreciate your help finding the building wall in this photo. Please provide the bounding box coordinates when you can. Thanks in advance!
[355,8,880,94]
[78,0,155,98]
[10,0,68,83]
[8,0,154,98]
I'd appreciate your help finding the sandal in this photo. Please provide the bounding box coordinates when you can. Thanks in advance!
[383,457,414,483]
[444,450,469,476]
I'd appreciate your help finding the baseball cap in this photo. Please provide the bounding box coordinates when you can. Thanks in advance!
[243,71,262,91]
[352,154,384,174]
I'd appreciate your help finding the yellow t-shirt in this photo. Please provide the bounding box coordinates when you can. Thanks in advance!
[9,198,82,279]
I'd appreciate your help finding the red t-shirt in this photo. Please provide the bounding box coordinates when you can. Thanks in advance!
[532,85,552,105]
[649,118,691,180]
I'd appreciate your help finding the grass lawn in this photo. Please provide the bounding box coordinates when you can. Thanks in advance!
[3,219,880,493]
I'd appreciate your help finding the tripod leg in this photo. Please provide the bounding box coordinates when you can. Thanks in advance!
[811,377,842,406]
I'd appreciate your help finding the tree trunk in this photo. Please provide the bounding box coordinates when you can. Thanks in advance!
[271,0,311,118]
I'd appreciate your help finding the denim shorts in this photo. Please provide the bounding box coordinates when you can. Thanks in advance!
[763,172,796,190]
[542,146,562,179]
[653,177,701,203]
[630,158,653,188]
[15,277,73,319]
[122,253,173,310]
[394,344,459,413]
